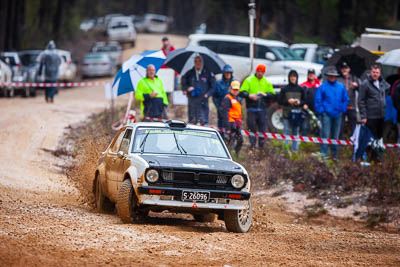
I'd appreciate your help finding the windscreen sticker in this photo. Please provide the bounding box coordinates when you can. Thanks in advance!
[140,129,214,138]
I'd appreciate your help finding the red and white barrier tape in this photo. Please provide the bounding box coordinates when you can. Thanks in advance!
[0,81,109,88]
[141,116,399,148]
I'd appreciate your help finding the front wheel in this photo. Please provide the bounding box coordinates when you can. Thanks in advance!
[117,179,147,223]
[224,200,252,233]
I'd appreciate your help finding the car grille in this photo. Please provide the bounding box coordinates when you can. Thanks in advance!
[159,169,236,190]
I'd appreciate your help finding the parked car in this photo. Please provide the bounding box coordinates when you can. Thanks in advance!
[56,49,77,82]
[92,41,123,67]
[19,50,43,96]
[94,120,252,233]
[0,59,12,97]
[0,51,30,97]
[188,34,324,132]
[107,18,136,47]
[188,34,323,85]
[82,52,117,78]
[80,19,96,32]
[290,43,334,65]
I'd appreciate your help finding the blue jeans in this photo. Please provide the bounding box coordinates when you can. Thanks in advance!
[320,114,342,158]
[283,119,299,151]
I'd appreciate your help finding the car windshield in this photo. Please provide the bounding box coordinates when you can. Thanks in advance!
[111,23,129,29]
[20,53,40,66]
[269,46,302,61]
[132,128,229,158]
[291,48,307,60]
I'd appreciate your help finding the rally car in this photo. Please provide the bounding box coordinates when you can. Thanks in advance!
[94,120,252,233]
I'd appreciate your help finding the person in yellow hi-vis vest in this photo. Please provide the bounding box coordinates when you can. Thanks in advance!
[135,64,168,120]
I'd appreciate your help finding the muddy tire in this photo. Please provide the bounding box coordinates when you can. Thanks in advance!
[267,103,283,132]
[117,179,147,223]
[193,213,217,223]
[224,200,252,233]
[94,174,114,213]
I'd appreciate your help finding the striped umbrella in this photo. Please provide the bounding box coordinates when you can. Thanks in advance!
[112,50,166,96]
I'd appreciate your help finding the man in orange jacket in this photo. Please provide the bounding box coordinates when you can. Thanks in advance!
[221,80,243,155]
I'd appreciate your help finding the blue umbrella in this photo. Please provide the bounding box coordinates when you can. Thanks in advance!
[112,50,166,96]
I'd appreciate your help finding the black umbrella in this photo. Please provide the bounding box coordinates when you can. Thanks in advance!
[321,46,379,77]
[164,46,226,75]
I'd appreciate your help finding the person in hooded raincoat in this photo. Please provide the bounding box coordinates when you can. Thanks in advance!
[278,70,307,152]
[39,40,61,103]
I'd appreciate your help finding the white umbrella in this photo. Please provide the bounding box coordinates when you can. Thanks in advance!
[376,49,400,67]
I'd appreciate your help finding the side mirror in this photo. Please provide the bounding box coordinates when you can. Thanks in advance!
[117,151,125,158]
[265,52,276,61]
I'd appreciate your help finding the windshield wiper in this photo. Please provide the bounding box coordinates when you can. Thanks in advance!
[173,132,187,155]
[139,131,150,153]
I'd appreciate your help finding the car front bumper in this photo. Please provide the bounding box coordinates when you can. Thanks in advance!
[137,186,250,210]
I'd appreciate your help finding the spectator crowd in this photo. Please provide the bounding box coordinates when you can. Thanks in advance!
[134,38,400,162]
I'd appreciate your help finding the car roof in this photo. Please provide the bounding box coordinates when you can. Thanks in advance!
[126,122,218,132]
[189,33,288,47]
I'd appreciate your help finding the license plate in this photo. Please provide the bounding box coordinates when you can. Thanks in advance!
[182,191,210,202]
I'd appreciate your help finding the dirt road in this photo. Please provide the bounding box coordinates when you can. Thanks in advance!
[0,34,399,267]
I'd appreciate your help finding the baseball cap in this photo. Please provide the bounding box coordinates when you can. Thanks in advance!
[162,36,169,41]
[230,80,241,90]
[307,68,316,74]
[256,64,266,72]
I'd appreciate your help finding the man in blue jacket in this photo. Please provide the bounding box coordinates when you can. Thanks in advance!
[213,64,234,129]
[314,68,349,159]
[182,55,216,125]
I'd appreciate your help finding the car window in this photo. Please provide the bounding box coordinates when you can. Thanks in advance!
[132,128,229,158]
[119,129,132,154]
[292,48,307,60]
[20,53,39,66]
[255,44,272,59]
[269,46,302,61]
[1,56,16,66]
[110,130,126,153]
[199,40,249,57]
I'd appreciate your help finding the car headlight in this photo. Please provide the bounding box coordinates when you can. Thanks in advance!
[146,169,159,183]
[231,174,245,189]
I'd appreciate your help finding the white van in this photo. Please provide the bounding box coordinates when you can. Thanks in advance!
[188,34,323,85]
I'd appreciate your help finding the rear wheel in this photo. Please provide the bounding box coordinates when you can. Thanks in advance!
[30,88,37,97]
[117,179,147,223]
[224,200,252,233]
[24,87,30,97]
[7,88,14,98]
[94,174,114,213]
[267,103,283,132]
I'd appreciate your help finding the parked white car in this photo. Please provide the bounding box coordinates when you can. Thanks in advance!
[0,52,30,97]
[92,41,123,67]
[107,18,136,47]
[0,59,12,97]
[56,50,77,82]
[290,43,334,65]
[188,34,323,85]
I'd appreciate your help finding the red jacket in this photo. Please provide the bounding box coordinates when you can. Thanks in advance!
[300,78,321,88]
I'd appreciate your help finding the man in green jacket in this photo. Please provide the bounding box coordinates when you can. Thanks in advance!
[240,64,275,150]
[135,64,168,120]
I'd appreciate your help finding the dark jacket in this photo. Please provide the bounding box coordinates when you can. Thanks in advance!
[182,67,216,99]
[213,77,233,109]
[300,78,321,112]
[278,70,306,119]
[336,74,360,110]
[359,74,391,120]
[393,83,400,112]
[314,80,349,118]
